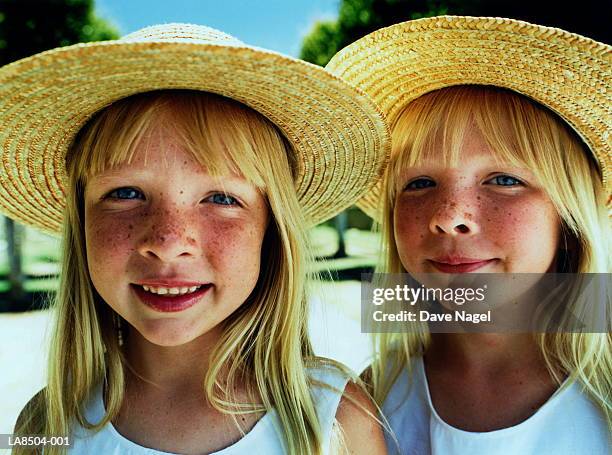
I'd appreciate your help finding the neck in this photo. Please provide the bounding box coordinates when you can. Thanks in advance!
[426,332,543,373]
[123,326,223,393]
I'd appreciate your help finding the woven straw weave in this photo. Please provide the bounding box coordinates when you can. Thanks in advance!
[326,16,611,221]
[0,23,390,234]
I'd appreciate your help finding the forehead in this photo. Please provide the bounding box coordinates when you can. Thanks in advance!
[389,86,538,170]
[396,120,519,169]
[76,93,266,187]
[425,125,492,160]
[86,135,252,196]
[96,125,202,169]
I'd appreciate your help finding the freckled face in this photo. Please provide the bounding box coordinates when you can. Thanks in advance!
[393,124,561,274]
[84,124,269,346]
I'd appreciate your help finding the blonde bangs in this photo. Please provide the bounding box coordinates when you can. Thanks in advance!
[68,90,293,194]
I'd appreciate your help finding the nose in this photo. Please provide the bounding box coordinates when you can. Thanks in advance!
[136,208,200,262]
[428,195,480,236]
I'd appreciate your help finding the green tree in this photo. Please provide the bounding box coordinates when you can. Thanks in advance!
[301,20,340,67]
[0,0,118,65]
[0,0,118,306]
[301,0,611,66]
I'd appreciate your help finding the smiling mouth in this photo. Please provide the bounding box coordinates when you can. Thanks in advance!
[131,283,213,312]
[139,284,203,295]
[428,259,497,273]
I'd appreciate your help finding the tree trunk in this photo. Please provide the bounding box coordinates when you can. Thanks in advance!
[333,212,347,258]
[5,217,24,303]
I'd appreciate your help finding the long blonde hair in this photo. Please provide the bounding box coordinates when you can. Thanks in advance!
[370,86,611,428]
[15,90,335,454]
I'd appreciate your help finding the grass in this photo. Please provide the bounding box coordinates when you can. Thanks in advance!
[313,256,375,273]
[0,225,60,277]
[309,225,339,257]
[311,227,380,273]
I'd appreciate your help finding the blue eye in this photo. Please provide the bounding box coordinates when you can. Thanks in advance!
[208,193,239,206]
[404,178,435,191]
[488,175,523,186]
[106,187,143,200]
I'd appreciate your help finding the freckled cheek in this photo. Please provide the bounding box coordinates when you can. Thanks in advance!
[478,201,524,242]
[85,215,137,274]
[201,219,266,273]
[485,199,560,252]
[393,199,428,262]
[395,198,428,236]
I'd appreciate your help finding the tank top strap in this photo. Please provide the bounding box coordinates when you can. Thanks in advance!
[307,363,353,451]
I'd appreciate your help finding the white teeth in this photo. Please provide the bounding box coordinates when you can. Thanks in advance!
[140,285,202,296]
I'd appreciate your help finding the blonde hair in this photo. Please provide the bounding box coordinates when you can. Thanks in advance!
[15,90,339,454]
[370,86,611,428]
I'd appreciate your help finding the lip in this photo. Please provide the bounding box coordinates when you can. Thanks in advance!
[135,279,206,287]
[131,283,212,313]
[428,258,497,273]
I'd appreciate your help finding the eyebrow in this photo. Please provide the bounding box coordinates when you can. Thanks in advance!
[406,157,534,172]
[88,169,254,191]
[398,163,538,185]
[86,172,139,188]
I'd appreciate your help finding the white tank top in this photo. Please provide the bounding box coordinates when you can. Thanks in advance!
[69,365,350,454]
[382,357,609,455]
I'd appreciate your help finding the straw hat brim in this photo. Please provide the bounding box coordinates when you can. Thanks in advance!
[326,16,611,221]
[0,40,389,234]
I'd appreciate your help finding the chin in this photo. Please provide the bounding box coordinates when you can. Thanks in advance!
[136,319,212,347]
[142,332,196,347]
[159,339,194,347]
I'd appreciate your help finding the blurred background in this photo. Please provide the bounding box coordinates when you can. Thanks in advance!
[0,0,608,440]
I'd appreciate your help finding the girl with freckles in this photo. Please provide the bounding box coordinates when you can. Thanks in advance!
[0,24,390,455]
[327,16,610,454]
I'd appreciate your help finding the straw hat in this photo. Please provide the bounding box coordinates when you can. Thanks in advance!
[0,23,389,234]
[326,16,611,221]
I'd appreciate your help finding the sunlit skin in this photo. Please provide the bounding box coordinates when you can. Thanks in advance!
[393,123,564,431]
[84,125,269,349]
[394,124,561,275]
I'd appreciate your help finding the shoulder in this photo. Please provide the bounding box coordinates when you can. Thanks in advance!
[14,387,46,434]
[335,380,388,454]
[306,359,387,453]
[306,358,355,403]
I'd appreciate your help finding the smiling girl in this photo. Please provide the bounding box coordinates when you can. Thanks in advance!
[0,24,390,454]
[327,16,611,454]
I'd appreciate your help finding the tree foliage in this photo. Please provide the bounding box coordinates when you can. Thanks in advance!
[0,0,119,65]
[0,0,118,301]
[301,0,611,66]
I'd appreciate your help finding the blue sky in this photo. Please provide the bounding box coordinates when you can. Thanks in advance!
[95,0,340,56]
